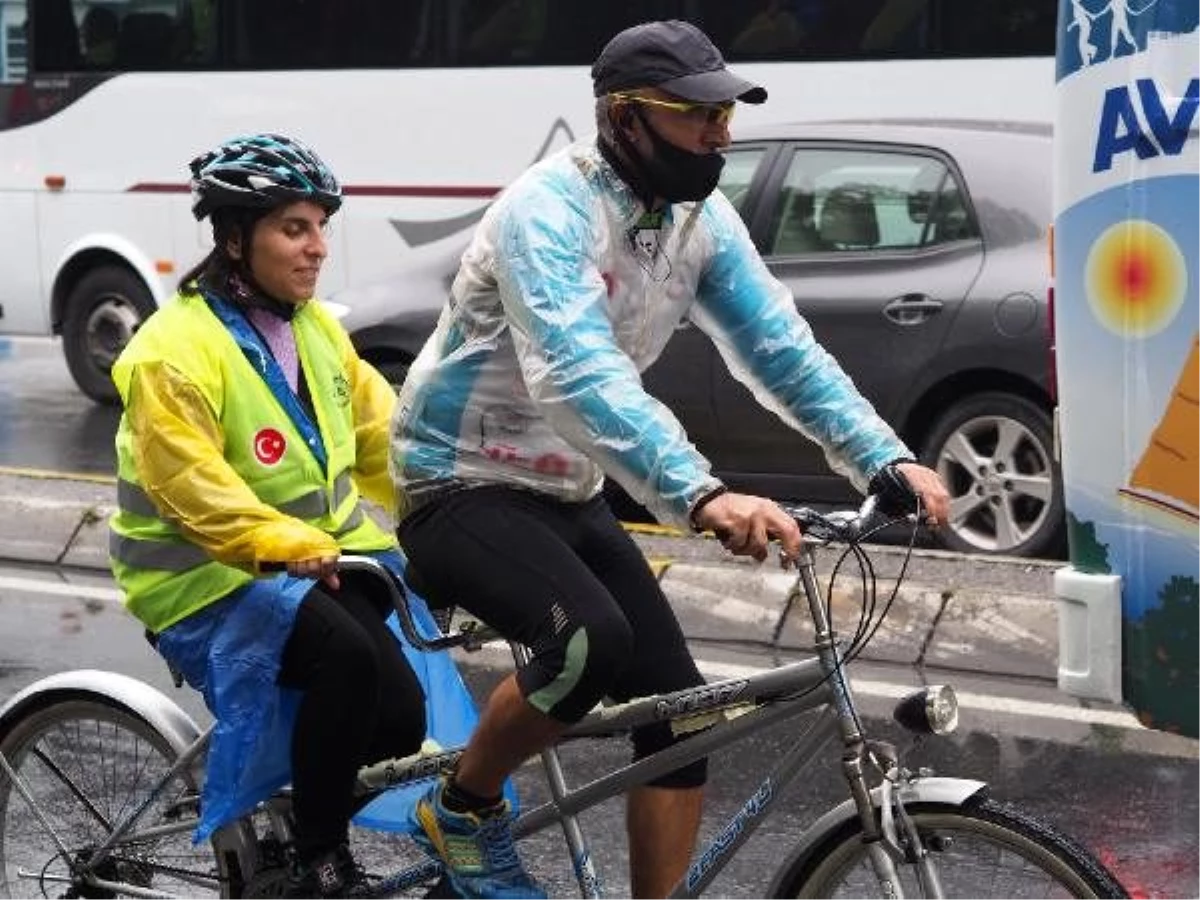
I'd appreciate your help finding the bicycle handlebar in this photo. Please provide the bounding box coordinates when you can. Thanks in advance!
[261,493,913,654]
[781,492,916,544]
[261,556,498,653]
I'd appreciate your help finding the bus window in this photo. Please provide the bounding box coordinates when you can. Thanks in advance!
[1,11,28,82]
[30,0,80,70]
[231,0,427,69]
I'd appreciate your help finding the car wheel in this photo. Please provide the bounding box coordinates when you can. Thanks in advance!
[62,266,155,405]
[920,392,1063,558]
[373,359,411,390]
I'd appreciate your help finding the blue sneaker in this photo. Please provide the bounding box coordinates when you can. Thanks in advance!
[410,779,545,899]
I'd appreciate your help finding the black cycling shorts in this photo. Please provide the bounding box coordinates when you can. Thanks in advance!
[398,485,708,789]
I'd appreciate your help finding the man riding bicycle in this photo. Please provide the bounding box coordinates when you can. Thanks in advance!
[391,19,950,899]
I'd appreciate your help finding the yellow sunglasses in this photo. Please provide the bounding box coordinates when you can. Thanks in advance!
[610,93,736,126]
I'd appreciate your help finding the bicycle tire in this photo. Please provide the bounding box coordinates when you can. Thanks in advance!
[0,698,236,898]
[771,796,1129,899]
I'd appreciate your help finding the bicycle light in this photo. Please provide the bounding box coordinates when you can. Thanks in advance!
[893,685,959,735]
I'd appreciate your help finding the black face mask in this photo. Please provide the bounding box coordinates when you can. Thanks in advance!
[631,108,725,203]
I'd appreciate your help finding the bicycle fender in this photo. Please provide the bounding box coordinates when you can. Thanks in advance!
[763,776,988,897]
[0,669,203,755]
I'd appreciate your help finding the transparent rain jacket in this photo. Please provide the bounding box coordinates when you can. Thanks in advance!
[392,140,911,528]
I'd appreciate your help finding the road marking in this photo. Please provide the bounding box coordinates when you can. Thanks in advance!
[698,659,1145,730]
[0,575,124,604]
[0,466,117,485]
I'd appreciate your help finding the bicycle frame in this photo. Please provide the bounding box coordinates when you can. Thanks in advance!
[338,541,974,899]
[1,521,979,899]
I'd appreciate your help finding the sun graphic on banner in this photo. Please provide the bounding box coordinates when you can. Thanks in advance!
[1085,220,1187,338]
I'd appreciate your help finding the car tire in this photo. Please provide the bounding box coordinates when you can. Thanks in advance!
[372,359,411,391]
[62,266,156,405]
[920,392,1064,558]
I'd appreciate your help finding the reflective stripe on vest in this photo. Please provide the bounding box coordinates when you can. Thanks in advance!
[119,471,356,523]
[109,531,210,571]
[116,474,369,572]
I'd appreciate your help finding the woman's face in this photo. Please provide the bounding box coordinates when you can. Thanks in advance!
[228,200,330,304]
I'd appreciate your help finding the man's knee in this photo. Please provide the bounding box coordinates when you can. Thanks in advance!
[523,614,634,722]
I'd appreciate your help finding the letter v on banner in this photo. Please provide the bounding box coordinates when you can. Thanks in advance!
[1094,77,1200,172]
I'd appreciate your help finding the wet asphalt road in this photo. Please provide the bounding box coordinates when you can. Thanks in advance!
[0,336,1197,896]
[0,338,119,476]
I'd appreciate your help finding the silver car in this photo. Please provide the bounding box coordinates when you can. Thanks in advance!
[339,119,1061,558]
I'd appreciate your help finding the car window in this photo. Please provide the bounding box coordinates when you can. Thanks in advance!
[766,147,978,255]
[717,147,768,218]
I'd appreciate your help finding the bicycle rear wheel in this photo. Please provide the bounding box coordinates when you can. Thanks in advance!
[0,698,230,898]
[773,797,1128,899]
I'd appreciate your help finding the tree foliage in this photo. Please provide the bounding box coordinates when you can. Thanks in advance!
[1066,512,1111,574]
[1124,575,1199,737]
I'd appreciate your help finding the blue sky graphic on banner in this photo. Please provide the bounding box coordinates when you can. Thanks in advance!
[1057,0,1199,80]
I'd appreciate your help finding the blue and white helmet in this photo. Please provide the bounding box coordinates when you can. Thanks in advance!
[189,133,342,221]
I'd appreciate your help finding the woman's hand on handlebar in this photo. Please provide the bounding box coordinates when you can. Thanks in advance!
[692,492,804,567]
[283,555,341,590]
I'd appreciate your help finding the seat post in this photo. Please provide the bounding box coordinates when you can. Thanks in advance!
[508,641,603,898]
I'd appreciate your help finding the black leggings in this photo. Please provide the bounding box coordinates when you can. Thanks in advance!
[277,571,426,857]
[399,486,707,789]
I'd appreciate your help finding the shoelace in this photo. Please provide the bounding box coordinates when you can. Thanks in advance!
[476,815,523,874]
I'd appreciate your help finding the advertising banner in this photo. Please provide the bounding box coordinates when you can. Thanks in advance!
[1054,0,1198,735]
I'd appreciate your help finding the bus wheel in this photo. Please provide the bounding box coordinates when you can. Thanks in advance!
[62,266,155,405]
[920,392,1065,559]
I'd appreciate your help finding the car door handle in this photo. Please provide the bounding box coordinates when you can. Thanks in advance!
[883,294,944,325]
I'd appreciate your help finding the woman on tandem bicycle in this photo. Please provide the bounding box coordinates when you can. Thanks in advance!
[107,133,428,898]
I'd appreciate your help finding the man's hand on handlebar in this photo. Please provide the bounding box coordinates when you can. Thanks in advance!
[889,462,950,528]
[691,492,804,567]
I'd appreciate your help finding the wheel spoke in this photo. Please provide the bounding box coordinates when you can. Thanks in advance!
[992,418,1027,465]
[993,496,1025,549]
[948,491,987,523]
[942,430,983,471]
[1006,471,1054,503]
[32,738,114,833]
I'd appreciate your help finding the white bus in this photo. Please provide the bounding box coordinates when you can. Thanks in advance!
[0,0,1056,403]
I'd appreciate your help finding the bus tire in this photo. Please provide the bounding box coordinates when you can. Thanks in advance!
[62,265,156,405]
[920,392,1064,558]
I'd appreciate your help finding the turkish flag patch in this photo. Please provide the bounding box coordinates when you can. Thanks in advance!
[253,428,287,466]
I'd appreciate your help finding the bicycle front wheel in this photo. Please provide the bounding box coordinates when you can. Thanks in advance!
[0,698,229,898]
[773,797,1128,899]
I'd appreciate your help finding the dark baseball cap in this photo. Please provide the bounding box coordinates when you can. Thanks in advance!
[592,20,767,104]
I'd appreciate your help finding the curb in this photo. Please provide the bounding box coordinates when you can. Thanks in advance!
[655,558,1060,683]
[0,470,116,571]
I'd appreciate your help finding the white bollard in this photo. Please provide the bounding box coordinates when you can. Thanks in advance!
[1054,567,1124,703]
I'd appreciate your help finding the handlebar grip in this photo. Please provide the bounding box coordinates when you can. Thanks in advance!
[259,561,289,573]
[868,463,920,516]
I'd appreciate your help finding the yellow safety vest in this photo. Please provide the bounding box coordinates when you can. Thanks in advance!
[109,292,394,632]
